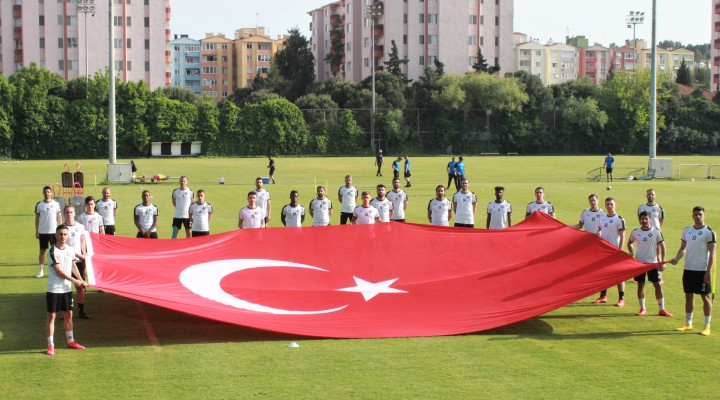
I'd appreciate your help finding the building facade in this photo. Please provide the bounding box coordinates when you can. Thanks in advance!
[713,0,720,91]
[513,40,578,85]
[580,45,611,84]
[0,0,171,89]
[171,34,201,94]
[308,0,514,83]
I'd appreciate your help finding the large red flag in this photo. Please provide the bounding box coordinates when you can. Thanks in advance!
[86,212,659,338]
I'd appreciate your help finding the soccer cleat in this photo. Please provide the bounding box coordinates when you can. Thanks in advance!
[591,296,608,304]
[36,270,44,278]
[658,309,673,317]
[79,311,90,320]
[676,323,693,332]
[46,345,55,356]
[615,299,625,307]
[66,341,85,350]
[700,326,711,336]
[635,308,646,316]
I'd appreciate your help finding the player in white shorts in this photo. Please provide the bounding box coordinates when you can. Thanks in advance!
[427,185,452,227]
[627,211,671,317]
[188,189,213,236]
[452,179,477,228]
[281,190,306,227]
[370,184,393,222]
[592,197,626,307]
[352,191,380,224]
[238,191,267,229]
[309,186,333,226]
[387,178,408,222]
[486,186,512,229]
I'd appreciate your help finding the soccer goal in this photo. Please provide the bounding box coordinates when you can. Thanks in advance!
[677,164,708,180]
[708,164,720,179]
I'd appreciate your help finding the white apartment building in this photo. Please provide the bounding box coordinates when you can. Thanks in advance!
[514,41,579,85]
[0,0,170,89]
[308,0,514,83]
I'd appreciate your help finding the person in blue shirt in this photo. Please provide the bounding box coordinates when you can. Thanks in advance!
[455,157,466,191]
[446,157,456,190]
[392,157,401,180]
[602,153,615,182]
[403,155,412,188]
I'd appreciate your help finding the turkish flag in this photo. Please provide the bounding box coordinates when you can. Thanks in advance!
[85,212,659,338]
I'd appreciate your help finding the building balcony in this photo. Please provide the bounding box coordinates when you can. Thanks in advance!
[14,26,22,40]
[715,38,720,49]
[166,6,171,20]
[374,24,384,36]
[716,2,720,13]
[715,58,720,67]
[13,5,21,18]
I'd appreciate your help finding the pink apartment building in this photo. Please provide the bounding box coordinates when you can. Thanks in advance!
[712,0,720,91]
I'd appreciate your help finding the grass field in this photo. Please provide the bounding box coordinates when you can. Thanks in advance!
[1,155,720,399]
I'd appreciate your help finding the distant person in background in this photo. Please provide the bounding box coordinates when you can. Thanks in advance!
[281,190,305,227]
[35,186,63,278]
[446,157,456,190]
[188,189,212,236]
[96,187,118,235]
[602,152,615,182]
[267,155,276,184]
[130,160,137,178]
[375,150,383,177]
[134,190,159,238]
[171,176,193,238]
[392,157,401,180]
[403,154,412,187]
[487,186,512,229]
[454,157,466,191]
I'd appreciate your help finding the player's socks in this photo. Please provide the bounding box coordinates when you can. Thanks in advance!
[658,298,665,310]
[47,336,54,346]
[705,316,712,326]
[686,313,693,325]
[66,330,74,343]
[600,290,607,297]
[618,291,625,299]
[639,297,645,308]
[171,226,179,239]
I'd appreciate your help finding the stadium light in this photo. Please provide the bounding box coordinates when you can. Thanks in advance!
[76,0,95,98]
[625,11,644,71]
[366,1,383,153]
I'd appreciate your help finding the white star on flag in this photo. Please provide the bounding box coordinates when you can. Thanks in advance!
[335,277,408,301]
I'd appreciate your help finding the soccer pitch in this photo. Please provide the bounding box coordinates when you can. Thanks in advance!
[1,155,719,399]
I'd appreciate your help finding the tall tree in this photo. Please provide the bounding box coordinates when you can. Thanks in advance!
[675,59,692,86]
[384,40,411,84]
[0,75,14,158]
[324,18,345,77]
[273,28,316,101]
[472,48,489,73]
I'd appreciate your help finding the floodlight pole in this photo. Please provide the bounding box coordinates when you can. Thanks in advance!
[625,11,644,71]
[367,2,383,153]
[76,0,95,98]
[648,0,657,159]
[108,0,117,164]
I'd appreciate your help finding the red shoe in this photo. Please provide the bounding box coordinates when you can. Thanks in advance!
[635,308,646,316]
[615,299,625,307]
[591,296,608,304]
[46,345,55,356]
[66,341,85,350]
[658,309,673,317]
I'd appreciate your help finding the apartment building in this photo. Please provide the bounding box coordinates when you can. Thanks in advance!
[513,40,578,85]
[233,27,283,89]
[199,33,233,101]
[712,0,720,91]
[171,34,201,94]
[308,0,514,83]
[0,0,171,89]
[580,45,611,84]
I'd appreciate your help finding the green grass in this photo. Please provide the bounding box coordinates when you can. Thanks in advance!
[1,155,720,399]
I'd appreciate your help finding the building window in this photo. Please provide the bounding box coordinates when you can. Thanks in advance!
[428,14,438,23]
[469,15,477,24]
[145,61,150,71]
[364,58,369,67]
[495,36,499,46]
[126,61,132,71]
[429,35,438,45]
[403,35,407,45]
[419,35,424,45]
[204,43,216,50]
[144,17,149,27]
[480,36,484,45]
[127,39,132,48]
[468,36,477,45]
[346,23,351,33]
[39,15,45,26]
[258,43,270,50]
[67,37,78,48]
[221,44,228,50]
[403,14,407,23]
[495,16,499,25]
[202,66,217,74]
[419,14,424,23]
[126,16,131,27]
[114,38,122,48]
[40,37,45,48]
[346,42,351,51]
[246,43,252,49]
[59,60,64,70]
[364,37,369,47]
[258,54,272,62]
[419,56,425,65]
[58,37,64,48]
[145,40,150,50]
[113,16,122,26]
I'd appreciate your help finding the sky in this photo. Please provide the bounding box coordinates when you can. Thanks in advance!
[170,0,711,47]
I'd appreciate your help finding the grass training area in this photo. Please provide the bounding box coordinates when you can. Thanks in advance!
[1,155,720,398]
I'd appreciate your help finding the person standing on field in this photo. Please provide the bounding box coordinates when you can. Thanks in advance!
[602,152,615,182]
[253,177,272,226]
[573,194,605,234]
[392,157,401,181]
[525,187,555,219]
[427,185,452,226]
[188,189,213,236]
[352,191,380,224]
[487,186,512,229]
[387,178,408,222]
[375,150,383,177]
[35,186,63,278]
[78,196,105,235]
[267,155,276,184]
[96,187,118,235]
[638,189,664,230]
[592,197,626,307]
[135,190,159,238]
[403,155,412,187]
[281,190,306,227]
[171,176,193,238]
[309,186,333,227]
[452,179,477,228]
[627,211,671,317]
[370,184,394,223]
[446,157,456,191]
[338,175,359,225]
[238,191,266,229]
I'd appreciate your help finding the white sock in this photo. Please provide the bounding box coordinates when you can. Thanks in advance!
[658,298,664,310]
[39,264,44,271]
[66,331,74,343]
[686,313,693,325]
[47,336,54,346]
[639,298,645,308]
[705,316,712,327]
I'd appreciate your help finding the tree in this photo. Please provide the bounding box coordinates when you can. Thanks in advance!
[115,80,150,157]
[273,28,316,101]
[472,49,500,75]
[195,100,219,155]
[0,75,14,158]
[295,93,339,138]
[560,97,609,152]
[384,40,411,84]
[239,98,309,155]
[675,59,692,85]
[324,18,345,77]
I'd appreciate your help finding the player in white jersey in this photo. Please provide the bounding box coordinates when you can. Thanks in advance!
[452,179,477,228]
[62,205,90,319]
[281,190,306,227]
[352,191,380,224]
[171,176,194,238]
[78,196,105,235]
[370,184,394,222]
[637,189,664,230]
[45,224,87,355]
[669,206,716,336]
[238,191,267,229]
[338,175,359,225]
[592,197,627,307]
[188,189,213,236]
[525,187,555,219]
[134,190,159,238]
[387,178,408,222]
[627,211,671,317]
[96,187,118,235]
[309,186,333,226]
[427,185,452,226]
[572,194,606,234]
[253,177,272,225]
[35,186,63,278]
[487,186,512,229]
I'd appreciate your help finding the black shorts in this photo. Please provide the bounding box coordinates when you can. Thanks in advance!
[192,231,210,237]
[682,270,712,295]
[340,212,353,225]
[606,168,613,174]
[172,218,191,230]
[453,223,474,228]
[73,260,86,281]
[391,219,406,223]
[103,225,116,235]
[39,233,56,250]
[634,268,661,283]
[269,167,275,175]
[136,231,159,239]
[46,292,73,313]
[393,171,400,179]
[404,172,412,178]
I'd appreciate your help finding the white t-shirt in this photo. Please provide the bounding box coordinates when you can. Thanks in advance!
[134,203,159,232]
[309,197,332,226]
[189,201,213,232]
[47,244,76,294]
[172,187,194,219]
[599,213,626,248]
[253,189,271,211]
[453,191,477,225]
[638,203,664,230]
[370,197,393,222]
[428,198,452,226]
[487,200,512,229]
[629,227,663,263]
[338,186,358,213]
[681,225,716,271]
[78,211,104,234]
[35,199,62,234]
[282,204,305,227]
[353,205,379,224]
[96,198,118,226]
[239,206,266,229]
[526,201,554,216]
[578,208,606,234]
[386,190,407,220]
[64,222,85,251]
